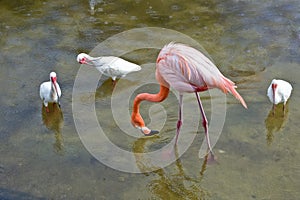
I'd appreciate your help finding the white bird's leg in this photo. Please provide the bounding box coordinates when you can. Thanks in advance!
[112,77,117,88]
[283,102,286,117]
[44,101,50,113]
[195,92,214,155]
[175,94,183,145]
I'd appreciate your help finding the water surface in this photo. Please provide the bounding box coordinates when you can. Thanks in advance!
[1,0,300,199]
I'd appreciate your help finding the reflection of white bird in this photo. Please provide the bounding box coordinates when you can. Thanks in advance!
[77,53,141,85]
[267,79,292,115]
[89,0,103,15]
[40,72,61,112]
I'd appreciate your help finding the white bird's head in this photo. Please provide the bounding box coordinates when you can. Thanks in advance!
[271,79,278,96]
[50,72,57,83]
[50,72,60,102]
[77,53,90,64]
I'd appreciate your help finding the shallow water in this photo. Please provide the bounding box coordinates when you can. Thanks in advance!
[1,0,300,199]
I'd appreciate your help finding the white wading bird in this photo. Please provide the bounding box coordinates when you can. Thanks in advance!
[267,79,292,115]
[76,53,141,86]
[40,72,61,112]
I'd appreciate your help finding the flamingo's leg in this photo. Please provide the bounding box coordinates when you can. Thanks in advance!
[195,92,213,154]
[175,94,183,145]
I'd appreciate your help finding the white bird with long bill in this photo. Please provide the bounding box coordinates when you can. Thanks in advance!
[267,79,292,115]
[76,53,141,86]
[40,72,61,112]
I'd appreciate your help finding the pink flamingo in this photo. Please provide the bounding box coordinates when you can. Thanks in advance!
[131,42,247,157]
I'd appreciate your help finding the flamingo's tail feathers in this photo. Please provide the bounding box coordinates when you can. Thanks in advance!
[222,77,248,109]
[230,87,248,109]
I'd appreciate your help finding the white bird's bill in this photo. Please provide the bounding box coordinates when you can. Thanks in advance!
[40,72,62,112]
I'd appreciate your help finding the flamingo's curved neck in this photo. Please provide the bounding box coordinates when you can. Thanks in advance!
[131,85,169,127]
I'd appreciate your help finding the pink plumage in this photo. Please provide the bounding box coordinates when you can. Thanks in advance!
[156,42,247,108]
[131,42,247,159]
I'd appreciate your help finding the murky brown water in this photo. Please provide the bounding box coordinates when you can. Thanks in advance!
[1,0,300,199]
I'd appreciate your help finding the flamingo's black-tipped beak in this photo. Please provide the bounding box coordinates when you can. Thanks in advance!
[144,130,159,136]
[136,126,159,137]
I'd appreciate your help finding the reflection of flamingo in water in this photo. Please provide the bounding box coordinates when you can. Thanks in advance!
[131,42,247,159]
[133,137,209,199]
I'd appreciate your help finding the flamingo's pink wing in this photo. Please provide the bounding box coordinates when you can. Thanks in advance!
[156,43,247,108]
